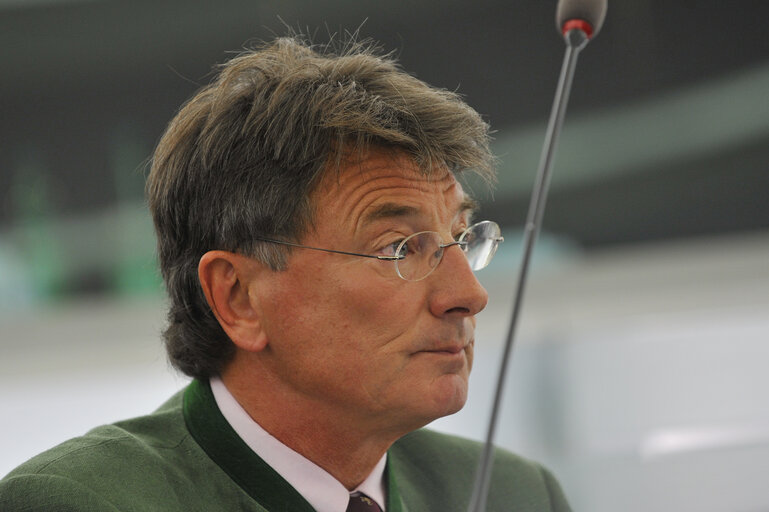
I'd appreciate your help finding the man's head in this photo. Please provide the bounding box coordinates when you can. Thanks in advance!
[146,36,495,387]
[208,149,491,435]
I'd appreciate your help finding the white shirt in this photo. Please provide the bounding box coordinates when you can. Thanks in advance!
[210,377,387,512]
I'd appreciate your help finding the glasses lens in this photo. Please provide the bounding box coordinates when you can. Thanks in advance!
[394,222,502,281]
[460,221,502,270]
[394,231,443,281]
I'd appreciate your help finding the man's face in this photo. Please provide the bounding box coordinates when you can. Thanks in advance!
[251,150,489,434]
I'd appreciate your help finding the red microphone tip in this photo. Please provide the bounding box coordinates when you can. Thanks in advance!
[562,19,594,38]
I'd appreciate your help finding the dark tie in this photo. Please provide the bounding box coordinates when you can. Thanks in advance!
[346,492,383,512]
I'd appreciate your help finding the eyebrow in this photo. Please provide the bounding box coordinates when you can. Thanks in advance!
[361,196,480,226]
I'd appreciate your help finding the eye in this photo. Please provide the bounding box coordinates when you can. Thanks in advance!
[453,226,473,250]
[453,226,469,242]
[379,240,407,258]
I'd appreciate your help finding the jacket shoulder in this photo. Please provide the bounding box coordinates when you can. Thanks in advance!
[0,472,121,511]
[4,389,187,476]
[0,389,219,511]
[390,429,571,511]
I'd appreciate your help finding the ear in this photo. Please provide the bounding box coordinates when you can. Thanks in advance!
[198,250,269,352]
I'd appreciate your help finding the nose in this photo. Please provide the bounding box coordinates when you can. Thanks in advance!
[427,243,489,318]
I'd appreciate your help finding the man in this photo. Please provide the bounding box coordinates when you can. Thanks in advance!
[0,37,570,511]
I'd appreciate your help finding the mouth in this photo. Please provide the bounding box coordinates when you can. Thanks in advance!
[414,343,470,374]
[425,346,464,355]
[418,341,471,356]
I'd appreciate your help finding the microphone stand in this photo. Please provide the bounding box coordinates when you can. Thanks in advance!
[466,27,589,512]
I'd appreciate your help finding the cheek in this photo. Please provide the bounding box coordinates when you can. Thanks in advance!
[258,264,329,340]
[334,276,423,341]
[263,257,424,357]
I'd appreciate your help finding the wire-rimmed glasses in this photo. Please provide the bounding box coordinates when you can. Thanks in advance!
[254,220,504,282]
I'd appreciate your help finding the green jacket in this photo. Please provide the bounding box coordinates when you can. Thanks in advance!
[0,380,570,511]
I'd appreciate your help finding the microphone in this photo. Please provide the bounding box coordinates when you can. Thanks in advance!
[556,0,608,39]
[466,1,607,511]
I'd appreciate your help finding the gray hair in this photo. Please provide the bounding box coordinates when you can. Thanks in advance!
[146,36,495,380]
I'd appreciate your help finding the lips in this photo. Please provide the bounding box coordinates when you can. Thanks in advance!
[416,325,474,356]
[426,345,464,355]
[418,340,472,355]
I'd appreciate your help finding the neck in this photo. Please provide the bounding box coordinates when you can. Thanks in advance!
[221,357,405,490]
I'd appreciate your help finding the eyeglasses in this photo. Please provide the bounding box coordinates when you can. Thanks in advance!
[254,220,504,282]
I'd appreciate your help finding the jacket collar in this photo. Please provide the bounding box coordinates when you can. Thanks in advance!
[183,379,404,512]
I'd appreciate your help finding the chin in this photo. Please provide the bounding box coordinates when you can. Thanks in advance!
[423,373,470,421]
[388,372,470,432]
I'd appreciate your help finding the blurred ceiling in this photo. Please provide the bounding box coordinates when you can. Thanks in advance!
[1,0,768,247]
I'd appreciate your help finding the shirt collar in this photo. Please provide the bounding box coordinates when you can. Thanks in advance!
[210,377,387,512]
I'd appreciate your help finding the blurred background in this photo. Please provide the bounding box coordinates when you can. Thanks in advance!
[1,1,768,510]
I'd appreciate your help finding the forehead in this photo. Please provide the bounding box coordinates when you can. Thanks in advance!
[311,150,472,231]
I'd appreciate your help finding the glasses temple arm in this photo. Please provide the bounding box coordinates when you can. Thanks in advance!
[254,237,403,261]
